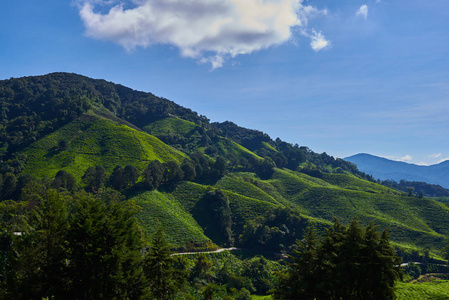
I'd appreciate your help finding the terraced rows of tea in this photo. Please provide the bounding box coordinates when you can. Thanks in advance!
[22,114,185,179]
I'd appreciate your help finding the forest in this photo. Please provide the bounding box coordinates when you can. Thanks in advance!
[1,73,449,299]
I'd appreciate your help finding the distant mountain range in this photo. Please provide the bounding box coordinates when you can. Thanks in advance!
[344,153,449,189]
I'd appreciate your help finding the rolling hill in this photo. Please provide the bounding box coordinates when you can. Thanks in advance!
[1,73,449,259]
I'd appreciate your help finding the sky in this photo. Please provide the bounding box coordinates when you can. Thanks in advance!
[1,0,448,166]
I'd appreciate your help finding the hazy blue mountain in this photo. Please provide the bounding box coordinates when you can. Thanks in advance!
[344,153,449,189]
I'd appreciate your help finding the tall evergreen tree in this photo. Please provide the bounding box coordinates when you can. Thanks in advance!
[144,227,184,300]
[274,218,402,300]
[66,192,147,300]
[5,189,70,299]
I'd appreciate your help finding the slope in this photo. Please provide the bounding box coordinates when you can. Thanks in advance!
[21,113,185,180]
[345,153,449,189]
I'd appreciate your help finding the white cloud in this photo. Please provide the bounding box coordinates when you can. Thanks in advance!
[429,153,442,159]
[439,158,449,164]
[78,0,329,68]
[398,155,413,162]
[309,30,330,52]
[356,4,368,19]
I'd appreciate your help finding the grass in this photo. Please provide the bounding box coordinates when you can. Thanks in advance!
[131,190,212,249]
[143,117,199,137]
[248,280,449,299]
[396,280,449,299]
[166,180,279,244]
[21,114,185,180]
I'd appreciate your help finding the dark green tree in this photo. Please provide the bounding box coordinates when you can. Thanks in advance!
[123,164,139,187]
[82,165,106,192]
[58,139,68,151]
[163,161,184,183]
[274,219,402,300]
[66,192,147,299]
[51,169,76,192]
[204,189,233,246]
[2,172,16,200]
[213,156,227,178]
[5,189,70,299]
[181,160,196,181]
[143,160,164,189]
[109,165,125,190]
[144,227,184,300]
[258,157,275,179]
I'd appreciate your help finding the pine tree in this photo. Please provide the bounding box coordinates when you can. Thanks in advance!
[274,218,402,300]
[66,192,147,299]
[144,227,183,300]
[6,189,70,299]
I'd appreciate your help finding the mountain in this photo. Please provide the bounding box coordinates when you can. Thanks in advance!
[1,73,449,258]
[344,153,449,189]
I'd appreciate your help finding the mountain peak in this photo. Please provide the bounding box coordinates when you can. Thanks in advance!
[344,153,449,188]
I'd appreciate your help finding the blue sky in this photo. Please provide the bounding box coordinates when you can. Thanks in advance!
[1,0,448,165]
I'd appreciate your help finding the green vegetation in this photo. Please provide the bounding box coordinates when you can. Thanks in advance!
[132,190,212,249]
[274,219,402,300]
[21,116,185,180]
[396,280,449,299]
[2,73,449,298]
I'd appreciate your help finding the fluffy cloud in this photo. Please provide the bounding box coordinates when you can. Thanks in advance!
[309,30,330,52]
[78,0,329,68]
[356,4,368,19]
[398,155,413,162]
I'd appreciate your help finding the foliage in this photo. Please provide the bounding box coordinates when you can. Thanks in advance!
[396,280,449,299]
[144,227,187,300]
[239,207,306,252]
[1,190,149,299]
[274,219,402,300]
[2,72,449,263]
[382,179,449,198]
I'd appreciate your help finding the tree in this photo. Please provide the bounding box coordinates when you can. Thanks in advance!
[143,160,164,189]
[213,156,227,178]
[82,165,106,192]
[181,160,196,181]
[257,157,275,179]
[2,190,149,299]
[2,172,16,200]
[163,161,184,183]
[51,170,76,192]
[123,164,139,187]
[274,219,402,300]
[5,189,70,299]
[109,165,125,190]
[66,192,147,299]
[144,227,184,299]
[58,139,68,151]
[204,189,233,246]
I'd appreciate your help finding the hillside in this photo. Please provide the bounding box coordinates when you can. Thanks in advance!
[345,153,449,189]
[1,73,448,259]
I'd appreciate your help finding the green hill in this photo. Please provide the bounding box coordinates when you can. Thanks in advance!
[21,114,185,180]
[1,73,448,259]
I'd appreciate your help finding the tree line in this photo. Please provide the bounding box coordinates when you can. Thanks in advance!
[0,187,272,299]
[274,219,402,300]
